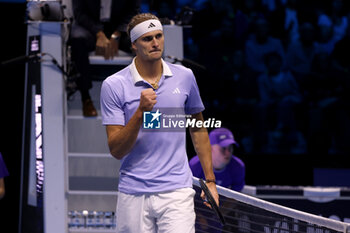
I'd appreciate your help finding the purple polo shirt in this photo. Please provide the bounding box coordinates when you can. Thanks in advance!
[189,155,245,191]
[101,58,205,194]
[0,152,9,178]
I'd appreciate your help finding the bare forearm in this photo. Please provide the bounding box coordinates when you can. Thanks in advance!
[107,108,143,160]
[189,114,215,181]
[0,178,5,200]
[190,112,219,206]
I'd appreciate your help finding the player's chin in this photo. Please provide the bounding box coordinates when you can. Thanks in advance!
[149,54,162,61]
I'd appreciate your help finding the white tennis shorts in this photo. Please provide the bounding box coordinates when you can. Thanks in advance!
[116,188,196,233]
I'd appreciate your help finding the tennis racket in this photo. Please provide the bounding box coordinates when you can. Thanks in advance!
[199,178,226,226]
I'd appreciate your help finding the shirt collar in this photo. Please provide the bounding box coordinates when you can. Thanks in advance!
[130,57,173,85]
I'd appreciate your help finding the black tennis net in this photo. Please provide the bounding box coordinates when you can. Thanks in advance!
[192,177,350,233]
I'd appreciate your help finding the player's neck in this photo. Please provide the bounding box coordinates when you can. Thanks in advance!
[135,56,162,81]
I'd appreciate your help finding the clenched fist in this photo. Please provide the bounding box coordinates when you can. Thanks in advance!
[139,88,157,112]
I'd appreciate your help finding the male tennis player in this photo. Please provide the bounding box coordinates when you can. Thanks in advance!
[100,13,219,232]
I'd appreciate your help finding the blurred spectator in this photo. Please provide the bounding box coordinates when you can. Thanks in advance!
[307,53,341,108]
[191,0,236,60]
[189,128,245,192]
[332,21,350,104]
[245,17,285,74]
[0,152,9,200]
[190,0,236,109]
[255,52,303,154]
[69,0,141,116]
[282,0,299,44]
[261,0,277,12]
[326,0,348,43]
[313,0,348,57]
[176,0,203,10]
[229,50,259,153]
[149,0,177,23]
[268,0,299,46]
[286,22,317,91]
[331,28,350,154]
[332,24,350,74]
[176,0,192,8]
[315,14,337,55]
[234,0,265,49]
[306,52,349,155]
[232,50,259,105]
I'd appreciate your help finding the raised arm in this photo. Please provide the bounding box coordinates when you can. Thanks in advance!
[106,88,156,160]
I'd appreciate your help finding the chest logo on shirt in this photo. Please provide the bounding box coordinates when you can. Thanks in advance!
[172,87,181,94]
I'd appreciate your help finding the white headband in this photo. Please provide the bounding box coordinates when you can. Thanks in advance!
[130,19,163,42]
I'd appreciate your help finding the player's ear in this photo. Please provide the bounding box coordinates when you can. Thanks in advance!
[131,41,137,51]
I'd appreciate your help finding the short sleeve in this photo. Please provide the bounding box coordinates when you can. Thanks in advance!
[185,70,205,115]
[100,79,126,126]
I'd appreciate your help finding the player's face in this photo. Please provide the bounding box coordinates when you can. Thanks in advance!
[132,30,164,62]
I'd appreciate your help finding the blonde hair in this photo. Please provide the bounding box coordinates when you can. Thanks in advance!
[127,13,160,38]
